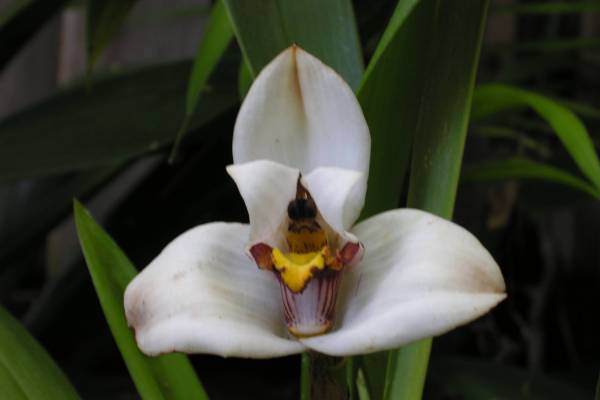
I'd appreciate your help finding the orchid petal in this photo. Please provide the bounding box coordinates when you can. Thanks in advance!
[301,209,506,356]
[227,160,299,249]
[232,46,370,176]
[302,167,365,242]
[124,222,305,358]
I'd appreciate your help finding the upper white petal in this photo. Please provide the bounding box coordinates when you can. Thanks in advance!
[301,209,506,356]
[302,167,365,242]
[124,222,304,358]
[227,160,299,249]
[232,46,370,176]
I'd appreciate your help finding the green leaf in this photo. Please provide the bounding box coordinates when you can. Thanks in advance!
[0,60,237,182]
[472,83,600,191]
[357,0,421,219]
[463,157,600,198]
[222,0,363,89]
[0,0,70,71]
[383,1,490,399]
[74,200,208,400]
[86,0,138,72]
[238,59,253,100]
[431,359,590,399]
[356,368,371,400]
[171,0,234,161]
[0,305,79,399]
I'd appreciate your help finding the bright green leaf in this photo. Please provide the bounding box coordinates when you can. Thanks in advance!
[0,61,237,182]
[463,157,600,198]
[74,200,208,400]
[472,83,600,191]
[86,0,138,72]
[0,305,79,399]
[171,0,234,161]
[222,0,363,89]
[356,368,371,400]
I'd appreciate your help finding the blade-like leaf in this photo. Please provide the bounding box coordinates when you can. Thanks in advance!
[463,157,600,198]
[0,0,70,71]
[472,84,600,191]
[357,0,421,219]
[86,0,138,72]
[0,305,79,399]
[74,200,208,400]
[171,0,234,161]
[222,0,363,89]
[0,61,237,182]
[385,1,490,399]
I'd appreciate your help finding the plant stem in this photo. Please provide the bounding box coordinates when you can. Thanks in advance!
[304,351,348,400]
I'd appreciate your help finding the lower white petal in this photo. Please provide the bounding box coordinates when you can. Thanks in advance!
[124,222,304,358]
[301,209,506,356]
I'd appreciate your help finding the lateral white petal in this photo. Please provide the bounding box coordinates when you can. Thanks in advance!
[233,46,370,175]
[302,167,365,241]
[124,222,304,358]
[227,160,299,249]
[301,209,506,356]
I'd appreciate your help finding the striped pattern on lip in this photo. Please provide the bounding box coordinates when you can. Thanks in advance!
[277,269,342,337]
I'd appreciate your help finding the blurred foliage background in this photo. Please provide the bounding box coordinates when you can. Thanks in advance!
[1,0,600,399]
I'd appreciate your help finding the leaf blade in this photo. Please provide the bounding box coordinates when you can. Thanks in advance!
[74,200,208,400]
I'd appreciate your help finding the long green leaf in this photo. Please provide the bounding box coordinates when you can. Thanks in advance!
[472,83,600,191]
[0,305,79,399]
[463,157,600,198]
[357,0,421,219]
[222,0,363,88]
[384,1,490,399]
[0,0,70,71]
[171,0,234,161]
[0,61,237,182]
[86,0,138,72]
[74,200,208,400]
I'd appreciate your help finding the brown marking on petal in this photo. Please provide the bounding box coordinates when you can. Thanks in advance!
[249,243,273,270]
[289,45,305,109]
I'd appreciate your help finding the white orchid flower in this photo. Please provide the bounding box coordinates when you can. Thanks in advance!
[124,46,506,358]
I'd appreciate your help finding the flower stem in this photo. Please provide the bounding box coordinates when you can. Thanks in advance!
[303,351,348,400]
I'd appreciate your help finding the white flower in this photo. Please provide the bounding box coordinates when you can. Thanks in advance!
[124,46,506,358]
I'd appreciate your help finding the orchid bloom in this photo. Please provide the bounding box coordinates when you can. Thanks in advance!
[124,46,506,358]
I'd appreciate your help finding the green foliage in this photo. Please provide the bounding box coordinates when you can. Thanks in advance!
[0,61,236,181]
[222,0,363,88]
[171,0,234,161]
[86,0,138,73]
[473,84,600,192]
[74,200,208,400]
[0,305,79,399]
[464,157,600,198]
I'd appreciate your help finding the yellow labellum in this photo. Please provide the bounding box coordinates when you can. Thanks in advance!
[271,247,327,293]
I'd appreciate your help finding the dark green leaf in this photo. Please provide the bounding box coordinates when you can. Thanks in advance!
[472,84,600,191]
[222,0,363,89]
[463,157,600,198]
[74,200,208,400]
[171,0,234,161]
[0,60,237,182]
[0,305,79,399]
[86,0,138,72]
[0,0,70,71]
[384,1,490,399]
[238,59,252,100]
